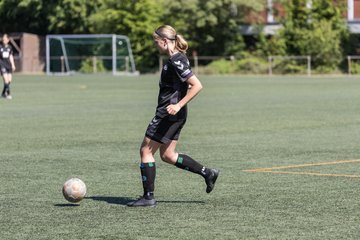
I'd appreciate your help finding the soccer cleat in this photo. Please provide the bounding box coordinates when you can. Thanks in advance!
[205,168,220,193]
[5,95,12,100]
[127,196,157,207]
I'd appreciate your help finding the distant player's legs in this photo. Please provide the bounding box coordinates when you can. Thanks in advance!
[1,74,6,97]
[160,140,220,193]
[6,73,12,95]
[2,73,12,99]
[127,137,161,207]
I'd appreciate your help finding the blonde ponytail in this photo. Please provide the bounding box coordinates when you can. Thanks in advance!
[175,34,188,53]
[154,25,188,53]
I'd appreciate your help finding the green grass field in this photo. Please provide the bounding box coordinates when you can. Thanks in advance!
[1,74,360,239]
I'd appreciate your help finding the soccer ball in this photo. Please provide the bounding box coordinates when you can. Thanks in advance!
[62,178,87,203]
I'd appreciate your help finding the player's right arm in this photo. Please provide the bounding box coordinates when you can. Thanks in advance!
[9,52,15,71]
[166,75,202,115]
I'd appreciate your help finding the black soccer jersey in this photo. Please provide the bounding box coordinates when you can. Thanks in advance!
[155,52,193,119]
[0,44,13,70]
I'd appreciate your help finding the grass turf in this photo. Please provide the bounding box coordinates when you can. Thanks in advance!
[1,75,360,239]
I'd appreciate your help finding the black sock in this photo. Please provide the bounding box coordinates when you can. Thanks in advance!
[3,83,10,95]
[6,83,10,95]
[140,162,156,200]
[175,154,207,177]
[2,84,7,95]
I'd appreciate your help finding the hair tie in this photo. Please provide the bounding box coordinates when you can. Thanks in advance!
[155,30,163,38]
[155,30,177,41]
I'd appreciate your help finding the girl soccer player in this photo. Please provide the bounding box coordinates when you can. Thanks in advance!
[1,34,16,99]
[127,25,219,207]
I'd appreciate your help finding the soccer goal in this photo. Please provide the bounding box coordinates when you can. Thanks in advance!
[46,34,138,76]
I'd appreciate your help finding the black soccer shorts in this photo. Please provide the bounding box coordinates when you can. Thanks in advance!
[0,66,12,75]
[145,115,186,144]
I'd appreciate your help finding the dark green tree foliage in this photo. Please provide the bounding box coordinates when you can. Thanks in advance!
[279,0,349,71]
[48,0,102,34]
[0,0,51,34]
[0,0,102,34]
[0,0,351,72]
[0,0,265,72]
[88,0,163,72]
[161,0,264,57]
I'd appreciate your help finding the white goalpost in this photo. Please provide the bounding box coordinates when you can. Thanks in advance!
[46,34,138,76]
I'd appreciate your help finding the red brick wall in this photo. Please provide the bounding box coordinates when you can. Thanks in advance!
[274,2,286,21]
[244,9,266,24]
[244,1,357,23]
[244,2,286,24]
[355,0,360,19]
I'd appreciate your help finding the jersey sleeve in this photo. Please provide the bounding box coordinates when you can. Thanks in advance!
[170,54,193,82]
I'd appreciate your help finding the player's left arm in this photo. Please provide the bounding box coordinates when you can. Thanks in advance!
[166,75,203,115]
[10,53,15,71]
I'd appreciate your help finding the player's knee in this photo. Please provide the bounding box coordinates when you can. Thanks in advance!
[160,151,176,164]
[160,153,167,162]
[140,145,150,158]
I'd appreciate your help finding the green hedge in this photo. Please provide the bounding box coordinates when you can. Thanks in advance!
[79,58,106,73]
[350,62,360,74]
[197,55,351,75]
[200,57,268,75]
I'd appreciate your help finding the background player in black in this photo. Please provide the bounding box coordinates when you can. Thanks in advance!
[127,25,219,207]
[0,34,16,99]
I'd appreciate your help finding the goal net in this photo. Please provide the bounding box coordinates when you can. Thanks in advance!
[46,34,138,75]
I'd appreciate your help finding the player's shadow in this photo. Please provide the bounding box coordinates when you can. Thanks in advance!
[157,200,205,204]
[54,203,81,207]
[85,196,133,205]
[84,196,205,205]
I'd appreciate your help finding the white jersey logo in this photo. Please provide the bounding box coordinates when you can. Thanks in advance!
[149,117,159,125]
[174,60,184,70]
[2,51,9,58]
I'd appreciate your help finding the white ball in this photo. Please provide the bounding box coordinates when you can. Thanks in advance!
[62,178,87,203]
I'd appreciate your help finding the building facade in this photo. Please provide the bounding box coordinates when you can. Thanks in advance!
[241,0,360,35]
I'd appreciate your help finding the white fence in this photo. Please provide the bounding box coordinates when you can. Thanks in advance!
[159,55,235,75]
[268,56,311,76]
[160,55,360,75]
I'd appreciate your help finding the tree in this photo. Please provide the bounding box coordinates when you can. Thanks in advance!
[0,0,51,35]
[278,0,349,71]
[161,0,264,57]
[0,0,101,35]
[48,0,103,34]
[88,0,163,72]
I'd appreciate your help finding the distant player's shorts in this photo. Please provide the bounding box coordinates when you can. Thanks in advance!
[0,66,12,75]
[145,115,186,144]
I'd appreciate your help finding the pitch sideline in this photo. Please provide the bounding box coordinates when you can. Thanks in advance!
[243,159,360,178]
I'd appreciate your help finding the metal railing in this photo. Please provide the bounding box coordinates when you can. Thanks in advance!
[160,55,312,75]
[347,56,360,75]
[268,55,311,76]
